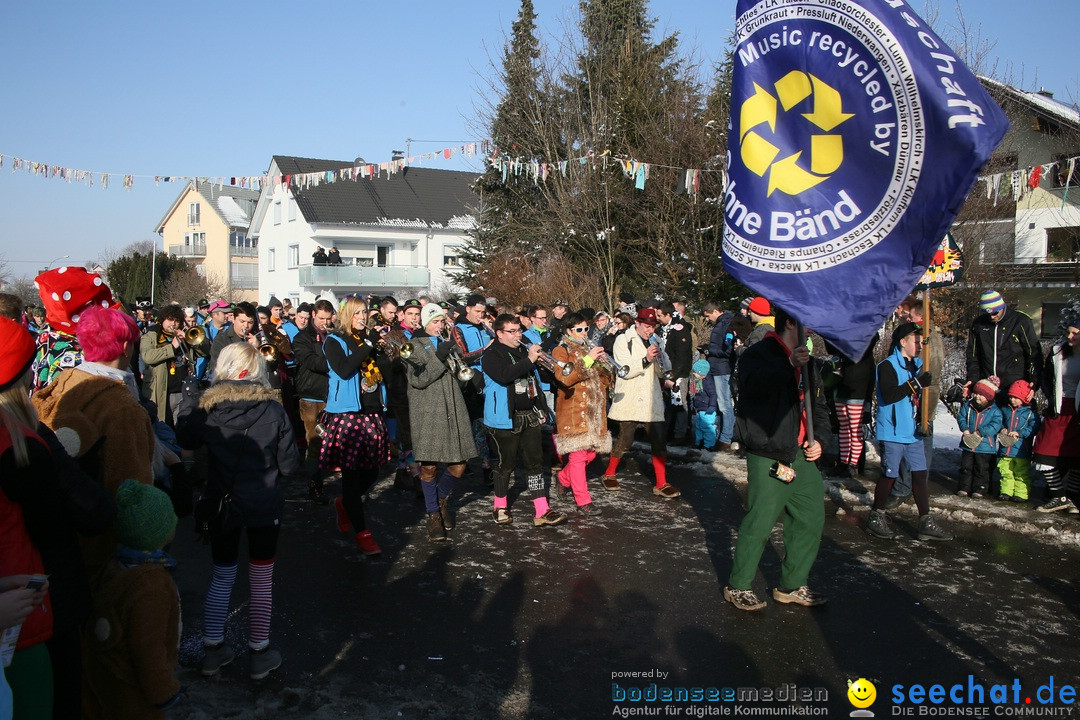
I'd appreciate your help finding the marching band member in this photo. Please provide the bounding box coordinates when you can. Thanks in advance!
[453,294,495,484]
[551,313,612,516]
[140,304,202,425]
[481,314,566,527]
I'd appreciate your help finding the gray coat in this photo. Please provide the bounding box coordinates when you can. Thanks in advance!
[404,336,477,464]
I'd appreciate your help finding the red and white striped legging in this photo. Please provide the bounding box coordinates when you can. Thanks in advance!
[835,400,865,467]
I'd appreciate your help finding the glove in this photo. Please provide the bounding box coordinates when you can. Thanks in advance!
[435,340,456,361]
[917,372,932,387]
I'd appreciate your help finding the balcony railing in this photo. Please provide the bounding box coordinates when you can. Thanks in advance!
[230,246,258,258]
[231,276,259,289]
[169,243,206,257]
[298,264,430,289]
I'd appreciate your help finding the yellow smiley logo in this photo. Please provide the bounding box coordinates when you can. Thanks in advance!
[847,678,877,708]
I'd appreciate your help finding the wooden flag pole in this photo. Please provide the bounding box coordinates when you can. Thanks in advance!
[797,321,815,445]
[919,290,932,434]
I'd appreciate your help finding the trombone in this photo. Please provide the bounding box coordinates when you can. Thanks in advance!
[185,325,207,347]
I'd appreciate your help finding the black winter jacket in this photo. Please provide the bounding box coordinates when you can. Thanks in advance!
[734,334,830,464]
[965,308,1043,392]
[292,324,330,401]
[177,381,300,527]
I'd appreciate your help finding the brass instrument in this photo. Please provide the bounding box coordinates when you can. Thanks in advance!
[254,330,279,361]
[517,338,572,377]
[649,334,674,381]
[583,336,630,379]
[438,328,475,382]
[382,333,413,359]
[185,325,207,346]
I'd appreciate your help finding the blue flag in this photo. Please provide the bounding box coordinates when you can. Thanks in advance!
[723,0,1008,359]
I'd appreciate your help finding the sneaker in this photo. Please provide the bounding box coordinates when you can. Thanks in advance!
[438,497,454,531]
[998,494,1013,503]
[955,490,970,497]
[1037,496,1071,513]
[355,530,382,556]
[554,483,573,503]
[602,475,621,491]
[334,497,351,534]
[883,493,910,510]
[865,509,897,539]
[577,502,603,517]
[200,643,236,677]
[653,483,681,500]
[492,507,512,525]
[917,514,954,541]
[534,509,567,527]
[971,492,984,499]
[772,586,828,607]
[1070,505,1080,515]
[723,586,766,612]
[427,512,447,543]
[249,648,282,680]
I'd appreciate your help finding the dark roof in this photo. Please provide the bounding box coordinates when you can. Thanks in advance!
[271,155,480,228]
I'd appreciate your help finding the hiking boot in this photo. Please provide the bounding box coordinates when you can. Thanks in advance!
[865,509,897,539]
[883,493,911,510]
[602,475,621,491]
[1012,495,1028,503]
[534,509,567,527]
[427,512,447,543]
[249,648,282,680]
[971,491,985,499]
[492,507,512,525]
[917,514,954,541]
[308,477,329,505]
[772,586,828,607]
[200,643,236,677]
[652,483,681,500]
[334,497,351,534]
[955,490,970,497]
[998,494,1013,503]
[577,502,603,517]
[723,586,766,612]
[438,497,454,531]
[1037,496,1071,513]
[554,482,573,503]
[355,530,382,556]
[708,442,732,453]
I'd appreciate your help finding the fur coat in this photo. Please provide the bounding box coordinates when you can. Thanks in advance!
[551,340,613,454]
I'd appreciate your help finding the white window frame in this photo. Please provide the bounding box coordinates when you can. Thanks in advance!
[188,202,200,226]
[267,248,276,271]
[287,244,299,269]
[273,201,282,226]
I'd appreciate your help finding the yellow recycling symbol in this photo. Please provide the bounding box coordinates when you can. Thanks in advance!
[740,70,854,197]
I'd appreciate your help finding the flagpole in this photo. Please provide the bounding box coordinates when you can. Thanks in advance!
[797,321,815,447]
[919,291,932,434]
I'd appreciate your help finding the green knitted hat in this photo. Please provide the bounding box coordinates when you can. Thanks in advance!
[114,480,177,551]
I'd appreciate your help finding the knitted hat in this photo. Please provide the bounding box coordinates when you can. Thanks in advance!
[1007,379,1034,403]
[692,359,710,376]
[972,377,1000,403]
[34,266,115,332]
[421,303,446,328]
[114,480,177,552]
[0,317,36,391]
[979,290,1006,314]
[747,297,771,316]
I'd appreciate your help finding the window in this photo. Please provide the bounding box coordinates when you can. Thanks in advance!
[188,202,200,226]
[288,200,297,222]
[273,201,282,225]
[1041,303,1069,338]
[357,257,374,267]
[443,254,460,267]
[268,248,276,271]
[377,246,391,267]
[1046,226,1080,263]
[230,231,247,247]
[288,244,299,269]
[231,262,258,289]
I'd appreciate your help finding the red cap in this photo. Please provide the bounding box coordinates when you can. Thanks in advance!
[635,307,659,325]
[35,266,115,332]
[0,317,36,390]
[747,297,771,316]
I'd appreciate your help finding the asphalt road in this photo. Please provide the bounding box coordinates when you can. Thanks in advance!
[166,447,1080,720]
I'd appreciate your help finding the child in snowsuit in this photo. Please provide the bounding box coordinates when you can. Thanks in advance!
[957,377,1004,498]
[690,359,718,450]
[997,379,1039,503]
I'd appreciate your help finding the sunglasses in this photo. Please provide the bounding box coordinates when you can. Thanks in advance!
[569,326,588,333]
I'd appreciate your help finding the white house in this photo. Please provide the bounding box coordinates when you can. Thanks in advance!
[249,155,479,306]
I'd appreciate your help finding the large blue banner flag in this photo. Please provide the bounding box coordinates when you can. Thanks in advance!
[722,0,1008,360]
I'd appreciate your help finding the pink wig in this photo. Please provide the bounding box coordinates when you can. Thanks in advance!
[77,306,140,363]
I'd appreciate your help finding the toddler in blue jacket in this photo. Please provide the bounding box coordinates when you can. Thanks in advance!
[957,377,1003,498]
[997,379,1039,503]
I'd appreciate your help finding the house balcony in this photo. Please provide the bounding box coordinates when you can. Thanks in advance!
[169,243,206,257]
[970,259,1080,288]
[298,264,430,289]
[230,246,258,258]
[231,276,259,290]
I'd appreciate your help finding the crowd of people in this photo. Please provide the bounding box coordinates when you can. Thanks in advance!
[0,264,1078,714]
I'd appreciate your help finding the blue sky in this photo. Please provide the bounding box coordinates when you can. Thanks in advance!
[1,0,1077,278]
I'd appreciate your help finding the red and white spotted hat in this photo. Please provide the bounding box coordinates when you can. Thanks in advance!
[35,266,116,332]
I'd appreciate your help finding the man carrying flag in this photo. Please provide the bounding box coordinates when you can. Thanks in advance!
[720,0,1008,607]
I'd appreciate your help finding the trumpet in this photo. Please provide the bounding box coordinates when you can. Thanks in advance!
[382,333,413,359]
[517,338,573,377]
[254,330,279,361]
[185,325,207,346]
[583,336,630,379]
[439,327,476,383]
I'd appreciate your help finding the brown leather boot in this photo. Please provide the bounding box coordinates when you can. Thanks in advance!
[427,512,447,543]
[438,497,454,531]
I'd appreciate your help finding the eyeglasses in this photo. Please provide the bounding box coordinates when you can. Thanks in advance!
[532,314,547,320]
[499,328,523,334]
[569,326,588,333]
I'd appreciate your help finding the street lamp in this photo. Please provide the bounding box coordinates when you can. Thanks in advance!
[46,255,69,270]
